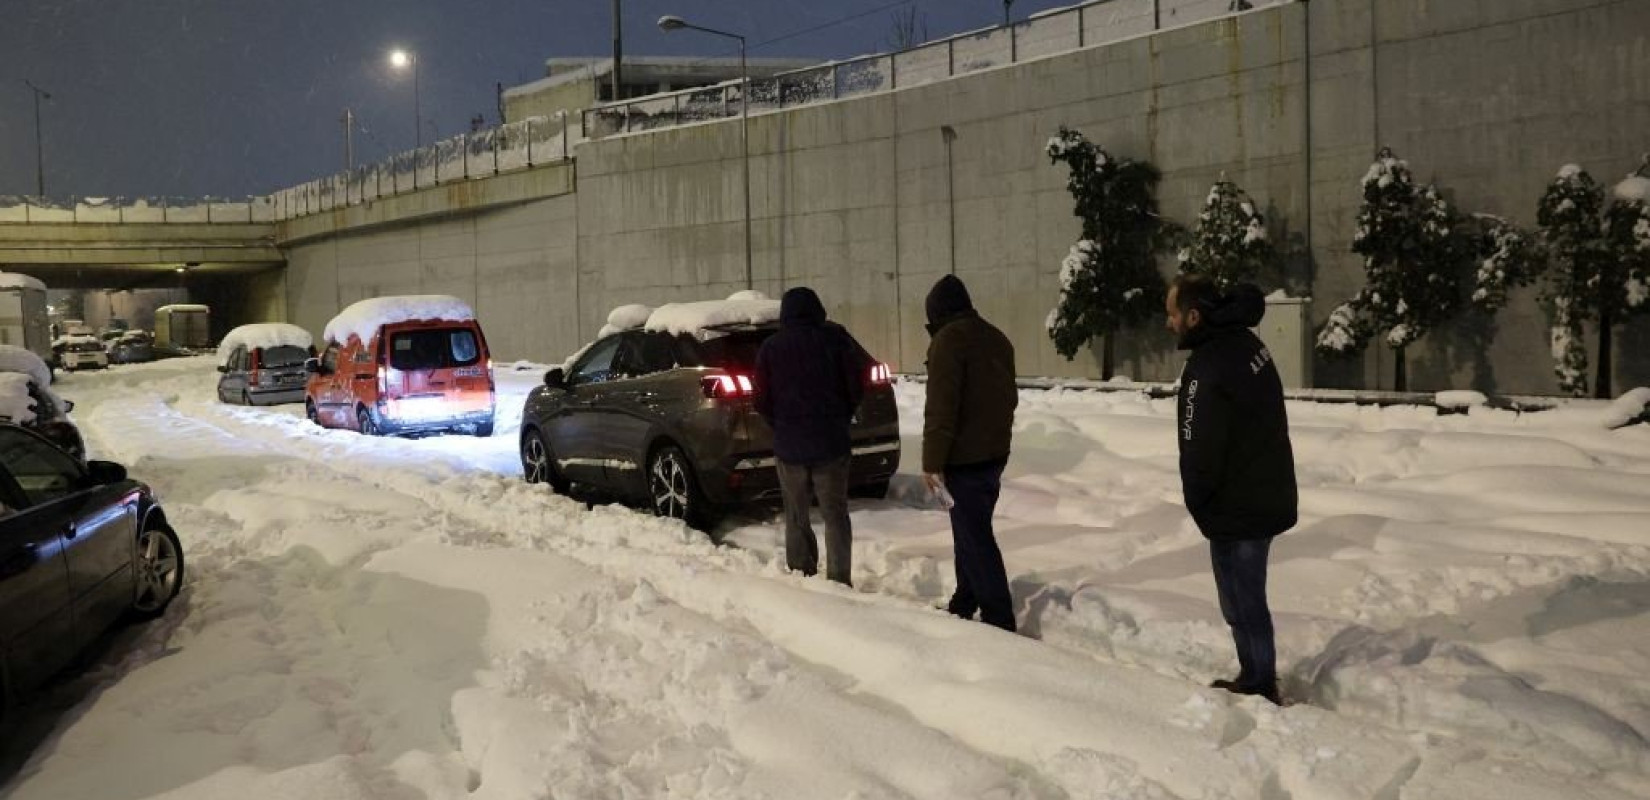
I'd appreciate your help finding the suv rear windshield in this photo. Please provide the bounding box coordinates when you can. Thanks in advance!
[687,329,776,370]
[260,345,309,368]
[390,328,481,371]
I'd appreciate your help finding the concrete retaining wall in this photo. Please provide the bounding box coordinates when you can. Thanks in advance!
[280,0,1650,391]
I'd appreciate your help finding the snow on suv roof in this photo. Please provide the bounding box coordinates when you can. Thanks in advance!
[217,323,315,366]
[642,291,780,338]
[324,295,476,345]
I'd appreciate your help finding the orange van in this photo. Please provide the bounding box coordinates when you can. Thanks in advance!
[304,296,495,437]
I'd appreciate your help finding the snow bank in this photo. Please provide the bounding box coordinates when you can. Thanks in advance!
[323,295,476,345]
[0,271,46,291]
[156,303,209,314]
[1434,390,1488,409]
[644,291,780,337]
[0,344,53,387]
[216,324,314,366]
[1599,387,1650,428]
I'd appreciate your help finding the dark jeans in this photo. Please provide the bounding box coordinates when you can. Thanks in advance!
[776,455,852,586]
[1209,537,1276,687]
[945,459,1015,632]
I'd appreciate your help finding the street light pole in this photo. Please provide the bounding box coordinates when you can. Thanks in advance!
[342,108,356,171]
[611,0,624,103]
[24,80,51,198]
[658,15,753,290]
[390,49,422,150]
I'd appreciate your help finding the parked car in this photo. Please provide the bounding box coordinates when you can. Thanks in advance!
[216,323,314,406]
[55,335,109,371]
[0,423,183,717]
[107,331,156,365]
[519,322,899,527]
[0,345,84,461]
[306,296,495,436]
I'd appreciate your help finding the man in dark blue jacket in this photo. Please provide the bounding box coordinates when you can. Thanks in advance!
[755,287,868,586]
[1168,274,1297,705]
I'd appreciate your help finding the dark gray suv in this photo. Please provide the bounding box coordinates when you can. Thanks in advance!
[519,324,899,526]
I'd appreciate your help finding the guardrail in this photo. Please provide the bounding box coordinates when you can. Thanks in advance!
[583,0,1288,137]
[0,195,274,224]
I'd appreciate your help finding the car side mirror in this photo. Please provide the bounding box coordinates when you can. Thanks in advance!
[216,365,228,373]
[63,400,75,413]
[86,460,127,485]
[544,368,566,389]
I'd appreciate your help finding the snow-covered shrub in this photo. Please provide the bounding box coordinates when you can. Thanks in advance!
[1044,126,1175,374]
[1179,178,1274,290]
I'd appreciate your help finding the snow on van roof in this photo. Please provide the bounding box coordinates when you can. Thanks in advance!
[0,272,46,291]
[217,324,315,366]
[157,304,210,313]
[323,295,476,345]
[643,291,780,338]
[0,344,53,388]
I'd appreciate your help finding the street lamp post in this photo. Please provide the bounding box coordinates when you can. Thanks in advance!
[389,49,422,149]
[658,15,752,290]
[24,80,51,198]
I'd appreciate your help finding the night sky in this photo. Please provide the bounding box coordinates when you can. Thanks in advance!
[0,0,1073,200]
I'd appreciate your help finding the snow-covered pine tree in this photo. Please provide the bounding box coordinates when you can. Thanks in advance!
[1316,148,1468,391]
[1179,177,1275,290]
[1044,126,1174,378]
[1536,164,1610,397]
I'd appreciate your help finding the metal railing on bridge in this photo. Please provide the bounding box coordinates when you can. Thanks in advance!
[583,0,1286,138]
[0,195,275,224]
[269,114,581,221]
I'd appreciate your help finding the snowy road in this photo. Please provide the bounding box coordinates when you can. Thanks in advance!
[3,357,1649,799]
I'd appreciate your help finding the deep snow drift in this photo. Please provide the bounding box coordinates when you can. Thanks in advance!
[2,358,1647,800]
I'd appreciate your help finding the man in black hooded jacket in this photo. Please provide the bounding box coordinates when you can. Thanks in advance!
[1168,274,1297,704]
[755,287,868,586]
[923,275,1019,632]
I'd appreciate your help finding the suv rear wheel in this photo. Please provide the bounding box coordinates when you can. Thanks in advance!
[648,444,710,528]
[521,428,571,494]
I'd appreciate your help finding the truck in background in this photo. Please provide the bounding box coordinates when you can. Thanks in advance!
[0,273,53,367]
[154,304,213,352]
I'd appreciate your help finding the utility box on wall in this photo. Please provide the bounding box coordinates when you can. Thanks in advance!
[1256,295,1311,389]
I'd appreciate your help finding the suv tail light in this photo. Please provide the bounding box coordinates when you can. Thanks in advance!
[869,363,892,385]
[249,350,262,385]
[701,373,755,399]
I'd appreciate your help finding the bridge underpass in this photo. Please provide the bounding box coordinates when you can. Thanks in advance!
[0,221,286,339]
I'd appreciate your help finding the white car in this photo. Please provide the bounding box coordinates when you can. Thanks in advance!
[56,335,110,371]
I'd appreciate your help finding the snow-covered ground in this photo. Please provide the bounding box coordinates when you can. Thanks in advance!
[4,357,1649,799]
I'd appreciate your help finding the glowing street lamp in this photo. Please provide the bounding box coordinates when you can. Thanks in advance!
[388,48,422,149]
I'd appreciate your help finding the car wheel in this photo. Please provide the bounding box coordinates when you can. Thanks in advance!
[131,522,184,620]
[357,407,380,436]
[473,419,495,437]
[849,479,891,500]
[520,428,571,494]
[648,444,710,528]
[305,400,320,425]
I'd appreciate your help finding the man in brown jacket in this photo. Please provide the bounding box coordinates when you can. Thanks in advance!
[922,275,1019,632]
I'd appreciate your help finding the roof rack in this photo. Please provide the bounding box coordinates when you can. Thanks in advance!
[699,320,780,334]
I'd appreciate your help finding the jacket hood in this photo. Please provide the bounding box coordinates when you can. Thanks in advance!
[925,275,974,328]
[1180,282,1267,349]
[780,287,827,326]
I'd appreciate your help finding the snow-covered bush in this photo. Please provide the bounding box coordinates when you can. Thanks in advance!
[1179,178,1274,290]
[1316,148,1470,389]
[1469,215,1543,313]
[1044,126,1174,376]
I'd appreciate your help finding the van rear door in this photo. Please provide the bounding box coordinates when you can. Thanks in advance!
[385,324,490,408]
